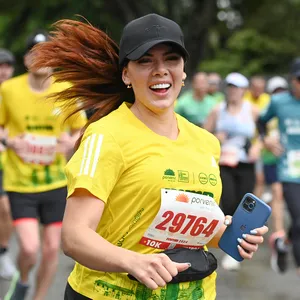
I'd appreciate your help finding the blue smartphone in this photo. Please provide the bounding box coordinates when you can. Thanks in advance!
[218,193,271,262]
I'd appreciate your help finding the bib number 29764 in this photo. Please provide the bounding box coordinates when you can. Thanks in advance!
[155,210,219,238]
[139,189,225,249]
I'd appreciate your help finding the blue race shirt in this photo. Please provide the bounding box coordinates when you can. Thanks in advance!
[260,91,300,183]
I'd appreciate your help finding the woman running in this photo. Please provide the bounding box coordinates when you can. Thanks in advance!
[31,14,268,300]
[205,72,261,271]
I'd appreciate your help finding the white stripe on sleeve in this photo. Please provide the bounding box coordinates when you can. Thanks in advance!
[83,133,97,175]
[89,134,104,178]
[78,135,91,176]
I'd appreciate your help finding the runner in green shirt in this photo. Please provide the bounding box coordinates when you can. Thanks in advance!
[175,72,217,127]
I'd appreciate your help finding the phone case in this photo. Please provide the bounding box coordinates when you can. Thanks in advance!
[218,193,271,262]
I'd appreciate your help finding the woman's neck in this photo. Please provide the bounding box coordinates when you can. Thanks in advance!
[130,102,179,140]
[28,72,52,93]
[226,99,243,112]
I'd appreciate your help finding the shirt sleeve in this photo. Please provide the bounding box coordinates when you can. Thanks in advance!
[259,96,277,123]
[65,123,125,203]
[0,85,8,126]
[213,138,221,166]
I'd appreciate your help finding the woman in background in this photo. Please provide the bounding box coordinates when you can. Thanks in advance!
[205,72,261,271]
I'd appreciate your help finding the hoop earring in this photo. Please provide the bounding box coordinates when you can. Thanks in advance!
[127,84,132,89]
[182,81,185,87]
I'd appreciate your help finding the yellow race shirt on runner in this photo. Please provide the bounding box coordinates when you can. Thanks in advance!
[0,73,86,193]
[65,102,222,300]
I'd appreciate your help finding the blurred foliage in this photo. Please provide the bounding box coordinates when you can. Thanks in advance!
[0,0,300,77]
[0,0,217,75]
[201,28,298,77]
[201,0,300,76]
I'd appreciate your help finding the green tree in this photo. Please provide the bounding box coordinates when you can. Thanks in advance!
[2,0,299,76]
[201,0,300,76]
[0,0,217,75]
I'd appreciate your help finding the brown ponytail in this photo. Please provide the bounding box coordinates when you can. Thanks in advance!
[30,19,134,146]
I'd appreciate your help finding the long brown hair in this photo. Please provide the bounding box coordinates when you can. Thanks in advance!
[30,19,134,146]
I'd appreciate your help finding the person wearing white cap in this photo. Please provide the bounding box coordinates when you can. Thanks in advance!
[205,72,262,271]
[225,72,249,88]
[267,76,288,95]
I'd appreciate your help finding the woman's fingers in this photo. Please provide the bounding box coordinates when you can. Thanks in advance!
[237,245,253,259]
[160,254,179,277]
[131,253,192,290]
[142,277,159,290]
[237,225,269,259]
[153,264,173,285]
[237,238,258,253]
[148,269,167,287]
[242,233,264,245]
[252,225,269,235]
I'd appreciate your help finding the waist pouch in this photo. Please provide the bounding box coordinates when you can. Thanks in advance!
[128,248,217,284]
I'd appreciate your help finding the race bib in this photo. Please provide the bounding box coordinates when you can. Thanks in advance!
[139,189,224,250]
[287,150,300,177]
[22,133,57,165]
[219,145,239,167]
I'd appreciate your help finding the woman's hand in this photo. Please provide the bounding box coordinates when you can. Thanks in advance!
[7,134,29,158]
[57,132,74,156]
[126,253,190,290]
[224,216,269,259]
[215,132,227,144]
[237,226,268,259]
[248,143,261,162]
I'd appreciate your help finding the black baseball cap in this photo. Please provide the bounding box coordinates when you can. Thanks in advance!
[290,57,300,77]
[26,30,49,52]
[119,14,189,66]
[0,49,15,65]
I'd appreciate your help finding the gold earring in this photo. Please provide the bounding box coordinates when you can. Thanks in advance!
[182,81,185,87]
[127,84,132,89]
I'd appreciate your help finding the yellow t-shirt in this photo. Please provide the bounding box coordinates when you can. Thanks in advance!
[65,102,222,300]
[244,91,270,111]
[0,91,4,171]
[0,73,87,193]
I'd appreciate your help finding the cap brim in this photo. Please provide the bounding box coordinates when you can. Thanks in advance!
[0,59,14,65]
[126,39,189,62]
[226,82,245,88]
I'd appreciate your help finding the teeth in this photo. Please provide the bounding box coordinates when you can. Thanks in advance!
[150,83,171,89]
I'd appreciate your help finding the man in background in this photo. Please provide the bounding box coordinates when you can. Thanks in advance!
[0,49,16,281]
[2,31,86,300]
[263,76,289,273]
[258,59,300,277]
[244,76,270,198]
[207,72,224,103]
[175,72,217,127]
